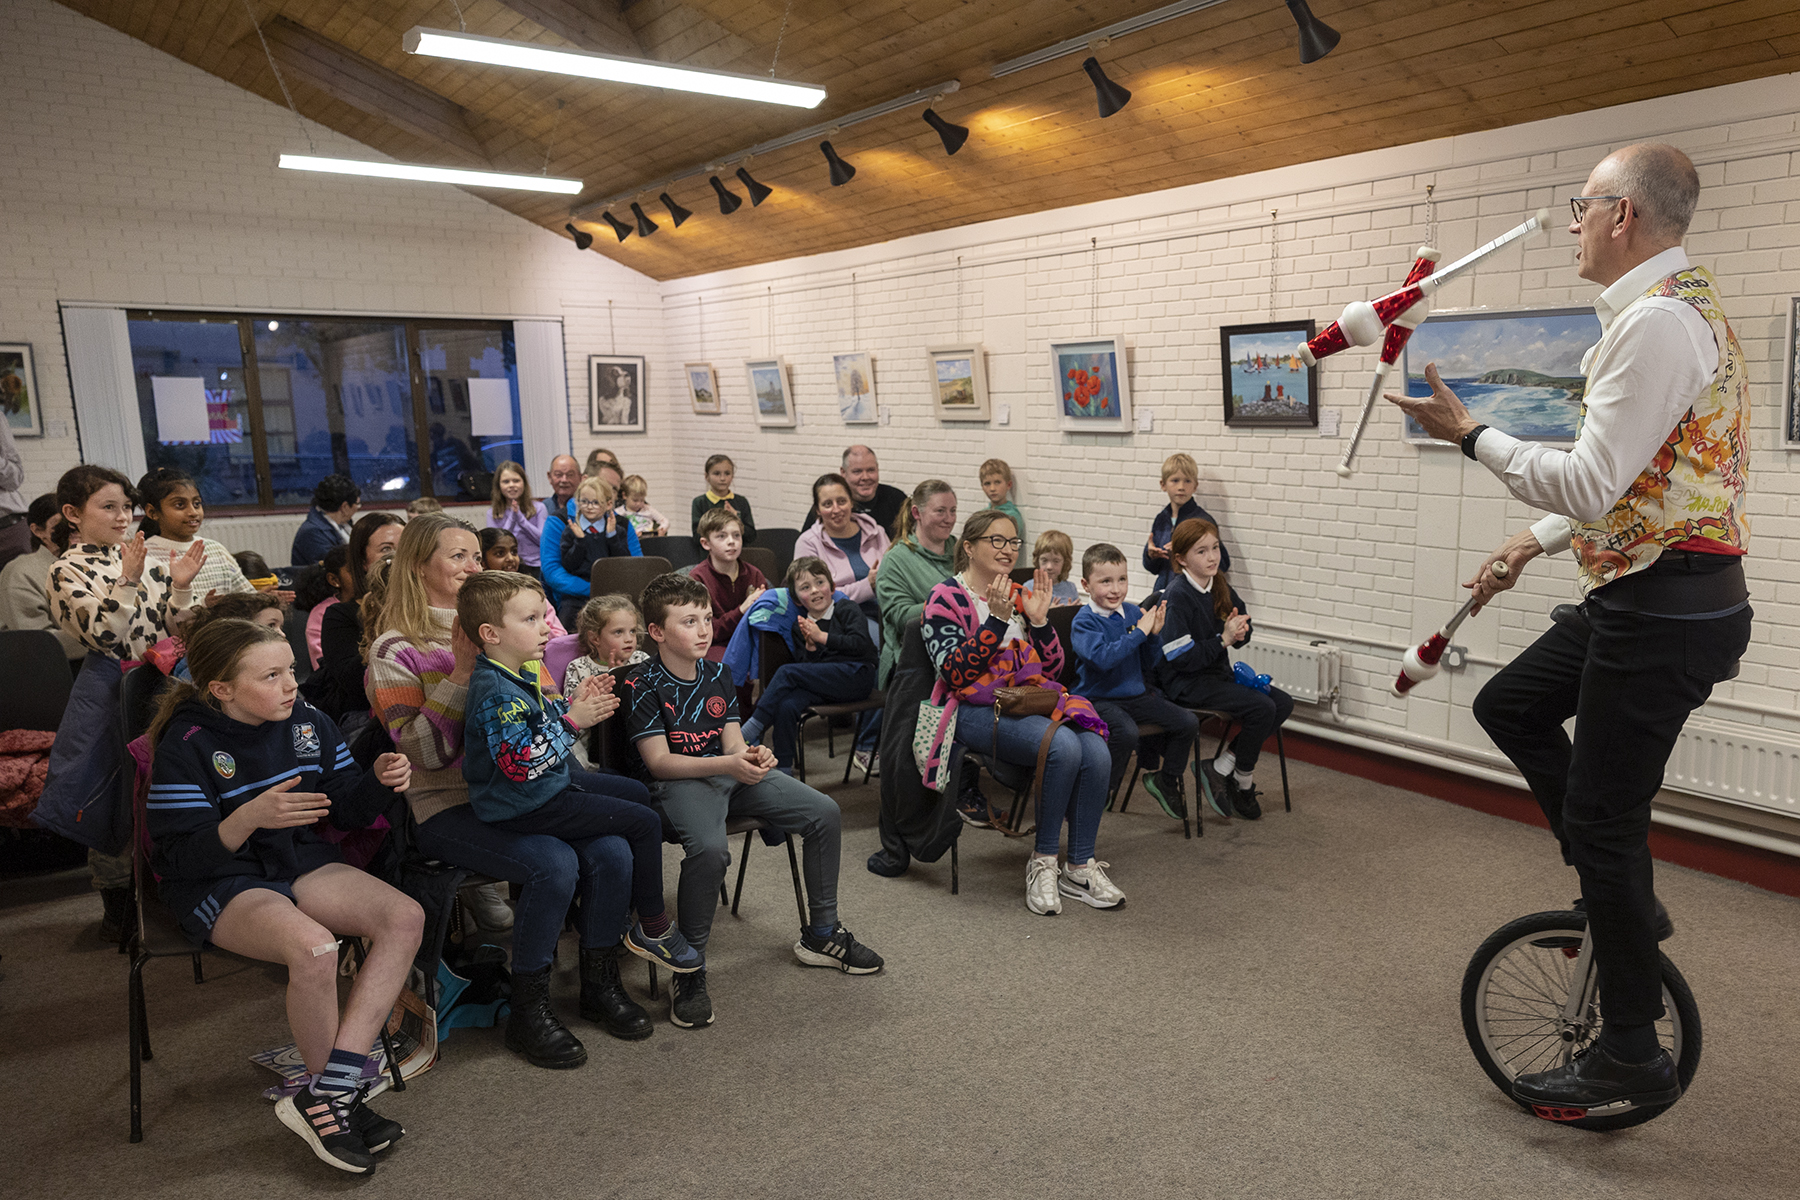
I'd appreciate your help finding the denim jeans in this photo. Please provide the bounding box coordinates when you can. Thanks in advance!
[649,771,841,951]
[415,791,634,974]
[955,707,1112,861]
[485,769,663,921]
[1473,597,1751,1027]
[1090,690,1200,796]
[748,661,875,768]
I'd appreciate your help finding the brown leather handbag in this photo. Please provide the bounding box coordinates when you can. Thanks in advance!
[989,685,1064,838]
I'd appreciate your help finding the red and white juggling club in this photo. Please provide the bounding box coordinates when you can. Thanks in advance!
[1392,561,1509,697]
[1335,246,1439,477]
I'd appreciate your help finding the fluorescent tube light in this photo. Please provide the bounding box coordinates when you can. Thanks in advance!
[404,27,827,109]
[278,154,583,194]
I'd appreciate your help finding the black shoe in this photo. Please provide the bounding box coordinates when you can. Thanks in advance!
[1232,783,1263,821]
[504,964,588,1068]
[98,886,132,945]
[1142,773,1187,821]
[957,791,993,827]
[276,1088,376,1173]
[1512,1042,1681,1116]
[794,924,885,974]
[866,850,908,878]
[1197,760,1234,819]
[670,968,714,1029]
[346,1089,404,1154]
[579,946,652,1040]
[1572,896,1674,942]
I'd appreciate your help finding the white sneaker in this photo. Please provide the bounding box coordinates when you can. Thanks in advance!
[1025,855,1062,915]
[853,750,879,778]
[1059,859,1125,909]
[461,881,514,931]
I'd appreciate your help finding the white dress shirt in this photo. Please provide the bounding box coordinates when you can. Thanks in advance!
[1471,246,1718,555]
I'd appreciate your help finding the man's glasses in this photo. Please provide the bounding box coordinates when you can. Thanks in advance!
[1570,195,1625,223]
[975,535,1024,551]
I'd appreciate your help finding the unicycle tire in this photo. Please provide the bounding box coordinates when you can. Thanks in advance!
[1460,910,1701,1131]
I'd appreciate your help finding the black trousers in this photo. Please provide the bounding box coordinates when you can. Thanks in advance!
[1473,597,1751,1027]
[1162,674,1294,774]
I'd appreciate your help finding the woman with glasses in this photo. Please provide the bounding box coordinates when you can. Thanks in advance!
[918,509,1117,916]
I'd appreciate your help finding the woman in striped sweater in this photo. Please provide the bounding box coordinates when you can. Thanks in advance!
[364,514,648,1069]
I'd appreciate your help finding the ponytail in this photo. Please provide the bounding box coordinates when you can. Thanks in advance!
[135,466,196,538]
[893,479,954,549]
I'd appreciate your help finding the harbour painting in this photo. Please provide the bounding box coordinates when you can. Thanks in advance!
[1220,320,1318,428]
[1401,307,1600,444]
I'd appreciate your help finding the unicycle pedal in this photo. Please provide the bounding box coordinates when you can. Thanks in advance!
[1529,1100,1635,1123]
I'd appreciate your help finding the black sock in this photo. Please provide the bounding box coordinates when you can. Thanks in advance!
[1599,1021,1660,1063]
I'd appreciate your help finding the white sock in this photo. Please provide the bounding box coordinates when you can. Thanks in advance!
[1233,769,1254,789]
[1214,748,1236,776]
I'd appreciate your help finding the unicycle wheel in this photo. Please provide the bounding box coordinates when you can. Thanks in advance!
[1460,910,1701,1131]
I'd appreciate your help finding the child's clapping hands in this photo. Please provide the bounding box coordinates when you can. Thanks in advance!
[566,673,618,729]
[796,615,829,647]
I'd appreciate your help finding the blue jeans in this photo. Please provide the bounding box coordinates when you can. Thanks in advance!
[955,707,1111,861]
[485,770,663,922]
[749,661,874,768]
[414,793,635,974]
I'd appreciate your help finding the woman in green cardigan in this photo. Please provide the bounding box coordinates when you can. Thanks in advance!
[874,479,959,687]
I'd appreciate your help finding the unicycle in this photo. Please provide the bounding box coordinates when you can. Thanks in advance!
[1460,909,1701,1130]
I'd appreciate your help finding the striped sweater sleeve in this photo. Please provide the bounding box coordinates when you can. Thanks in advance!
[368,631,468,771]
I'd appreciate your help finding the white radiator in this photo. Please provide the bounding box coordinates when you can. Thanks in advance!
[206,505,489,568]
[1666,715,1800,819]
[1231,636,1340,705]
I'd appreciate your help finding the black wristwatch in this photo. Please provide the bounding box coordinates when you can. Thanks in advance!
[1461,424,1489,460]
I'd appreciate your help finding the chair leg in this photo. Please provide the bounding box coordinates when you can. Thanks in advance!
[795,713,810,784]
[1276,725,1292,811]
[950,839,959,896]
[647,961,658,999]
[825,717,835,762]
[190,953,203,985]
[842,712,863,785]
[1117,764,1143,813]
[128,951,147,1143]
[784,836,807,928]
[731,829,753,915]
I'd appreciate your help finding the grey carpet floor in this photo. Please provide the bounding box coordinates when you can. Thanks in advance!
[3,752,1797,1200]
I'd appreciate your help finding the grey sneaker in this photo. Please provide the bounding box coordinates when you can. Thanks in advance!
[670,968,714,1029]
[1197,759,1234,819]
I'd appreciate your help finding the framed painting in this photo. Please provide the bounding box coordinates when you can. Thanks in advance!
[0,343,42,437]
[1785,296,1800,449]
[745,357,796,427]
[685,362,720,415]
[1400,307,1600,445]
[1050,335,1133,433]
[589,354,646,434]
[926,344,989,421]
[832,351,877,424]
[1220,321,1318,428]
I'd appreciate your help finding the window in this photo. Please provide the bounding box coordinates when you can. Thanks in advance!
[128,311,522,510]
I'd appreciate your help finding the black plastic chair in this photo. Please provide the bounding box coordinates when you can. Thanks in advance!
[0,629,76,731]
[741,545,779,585]
[638,535,703,571]
[590,556,673,605]
[756,632,882,785]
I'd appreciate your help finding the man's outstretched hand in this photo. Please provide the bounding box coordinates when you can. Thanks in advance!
[1386,362,1483,445]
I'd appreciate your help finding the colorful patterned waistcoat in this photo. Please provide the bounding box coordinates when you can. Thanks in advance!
[1571,266,1750,594]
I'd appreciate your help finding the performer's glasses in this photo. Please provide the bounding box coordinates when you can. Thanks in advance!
[1570,195,1625,223]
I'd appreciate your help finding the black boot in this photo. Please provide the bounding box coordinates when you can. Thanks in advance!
[580,946,652,1040]
[504,965,587,1069]
[98,886,133,945]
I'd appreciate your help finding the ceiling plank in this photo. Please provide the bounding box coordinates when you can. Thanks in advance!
[502,0,647,57]
[257,15,492,164]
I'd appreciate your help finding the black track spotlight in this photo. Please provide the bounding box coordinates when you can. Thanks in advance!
[660,192,693,227]
[600,211,633,242]
[922,107,969,155]
[631,202,659,237]
[564,222,593,251]
[1081,56,1132,118]
[736,165,774,207]
[1285,0,1341,63]
[821,140,856,186]
[709,175,743,214]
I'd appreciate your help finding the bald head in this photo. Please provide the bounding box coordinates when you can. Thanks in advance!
[548,455,581,504]
[842,445,880,502]
[1596,142,1699,243]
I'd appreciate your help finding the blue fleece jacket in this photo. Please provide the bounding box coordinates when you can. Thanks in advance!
[1071,603,1161,700]
[462,652,582,821]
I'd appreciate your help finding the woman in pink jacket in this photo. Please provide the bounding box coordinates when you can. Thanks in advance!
[793,472,889,630]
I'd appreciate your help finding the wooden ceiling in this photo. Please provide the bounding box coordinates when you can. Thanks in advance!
[58,1,1800,280]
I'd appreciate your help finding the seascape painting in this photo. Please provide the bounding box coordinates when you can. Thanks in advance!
[745,358,795,427]
[927,344,990,420]
[1401,308,1600,444]
[1219,320,1317,428]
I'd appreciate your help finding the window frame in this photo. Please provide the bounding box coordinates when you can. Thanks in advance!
[127,308,516,512]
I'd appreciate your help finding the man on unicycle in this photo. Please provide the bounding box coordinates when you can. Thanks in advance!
[1390,142,1752,1117]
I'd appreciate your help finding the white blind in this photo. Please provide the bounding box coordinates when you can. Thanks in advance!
[61,306,146,478]
[513,319,570,490]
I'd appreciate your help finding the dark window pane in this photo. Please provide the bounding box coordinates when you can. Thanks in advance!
[416,327,521,501]
[252,319,416,504]
[129,317,261,507]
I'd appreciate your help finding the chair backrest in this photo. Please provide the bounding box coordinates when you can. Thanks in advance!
[1009,566,1037,587]
[283,606,313,686]
[588,700,636,774]
[741,545,778,584]
[591,556,673,605]
[1045,604,1081,688]
[0,629,76,731]
[897,618,931,673]
[120,664,167,744]
[758,629,796,690]
[757,527,801,580]
[638,534,703,570]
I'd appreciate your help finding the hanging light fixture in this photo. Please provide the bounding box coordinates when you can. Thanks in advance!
[709,175,744,214]
[820,140,856,186]
[660,192,693,226]
[1285,0,1341,63]
[564,223,594,250]
[631,201,659,237]
[921,107,969,155]
[1081,56,1132,118]
[278,154,582,193]
[600,211,633,242]
[736,165,774,207]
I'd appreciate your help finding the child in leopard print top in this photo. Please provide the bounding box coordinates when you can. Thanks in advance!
[46,465,206,661]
